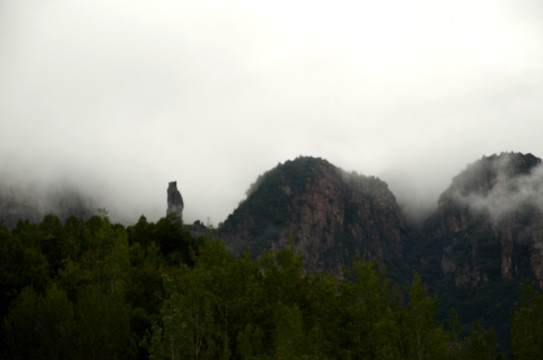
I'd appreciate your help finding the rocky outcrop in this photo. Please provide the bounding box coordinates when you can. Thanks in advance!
[427,152,543,289]
[531,239,543,289]
[409,152,543,347]
[166,181,184,219]
[220,157,407,278]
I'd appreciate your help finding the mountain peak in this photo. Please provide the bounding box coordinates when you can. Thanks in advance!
[446,152,541,197]
[440,152,543,222]
[220,156,406,278]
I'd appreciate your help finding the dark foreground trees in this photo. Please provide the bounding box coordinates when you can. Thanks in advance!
[0,214,541,359]
[510,282,543,359]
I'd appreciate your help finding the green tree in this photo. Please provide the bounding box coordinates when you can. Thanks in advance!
[302,272,339,358]
[443,308,468,359]
[195,242,262,360]
[511,282,543,359]
[150,240,267,360]
[38,214,66,276]
[126,241,165,358]
[128,215,152,249]
[259,244,306,307]
[34,285,77,359]
[152,214,195,264]
[339,257,400,359]
[74,285,136,360]
[3,287,42,360]
[0,223,49,318]
[468,320,497,360]
[401,272,446,360]
[150,266,219,360]
[236,323,265,360]
[272,303,305,360]
[58,214,131,299]
[63,215,85,260]
[3,285,76,360]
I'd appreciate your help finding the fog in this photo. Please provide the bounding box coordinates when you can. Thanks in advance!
[451,154,543,223]
[1,1,543,225]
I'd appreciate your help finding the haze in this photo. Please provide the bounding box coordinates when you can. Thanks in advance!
[1,1,543,225]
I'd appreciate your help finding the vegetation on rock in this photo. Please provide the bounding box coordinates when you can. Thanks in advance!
[220,156,407,280]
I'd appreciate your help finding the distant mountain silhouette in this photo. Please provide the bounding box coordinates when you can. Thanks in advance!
[0,181,96,228]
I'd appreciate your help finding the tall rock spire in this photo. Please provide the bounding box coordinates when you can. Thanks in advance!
[167,181,184,219]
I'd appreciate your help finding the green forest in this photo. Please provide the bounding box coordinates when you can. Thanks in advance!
[1,213,542,360]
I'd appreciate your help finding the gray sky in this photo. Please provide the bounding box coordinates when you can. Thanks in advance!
[1,0,543,225]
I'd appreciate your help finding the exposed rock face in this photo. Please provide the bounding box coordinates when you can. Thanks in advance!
[220,157,407,278]
[166,181,184,219]
[426,152,543,289]
[408,152,543,347]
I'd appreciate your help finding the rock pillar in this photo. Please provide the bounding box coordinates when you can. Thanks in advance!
[167,181,184,218]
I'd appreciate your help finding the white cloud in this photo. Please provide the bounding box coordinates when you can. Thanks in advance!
[452,155,543,223]
[1,0,543,224]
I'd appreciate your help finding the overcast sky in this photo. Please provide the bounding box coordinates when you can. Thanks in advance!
[1,0,543,224]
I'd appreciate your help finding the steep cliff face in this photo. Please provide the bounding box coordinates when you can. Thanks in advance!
[425,152,543,289]
[410,152,543,342]
[220,157,407,278]
[166,181,184,219]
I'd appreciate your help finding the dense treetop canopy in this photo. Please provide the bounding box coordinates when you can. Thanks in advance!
[1,213,542,359]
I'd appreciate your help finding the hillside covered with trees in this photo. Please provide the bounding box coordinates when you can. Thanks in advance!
[1,212,542,359]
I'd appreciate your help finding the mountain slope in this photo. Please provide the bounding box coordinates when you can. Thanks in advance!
[411,152,543,343]
[416,152,543,287]
[220,156,408,278]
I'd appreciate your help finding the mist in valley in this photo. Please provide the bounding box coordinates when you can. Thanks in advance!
[2,1,543,226]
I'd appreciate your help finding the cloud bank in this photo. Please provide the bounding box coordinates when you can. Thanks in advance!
[1,1,543,224]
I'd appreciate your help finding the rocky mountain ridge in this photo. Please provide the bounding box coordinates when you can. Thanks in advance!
[403,152,543,344]
[219,152,543,349]
[2,151,543,351]
[220,156,407,278]
[219,153,543,288]
[420,152,543,288]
